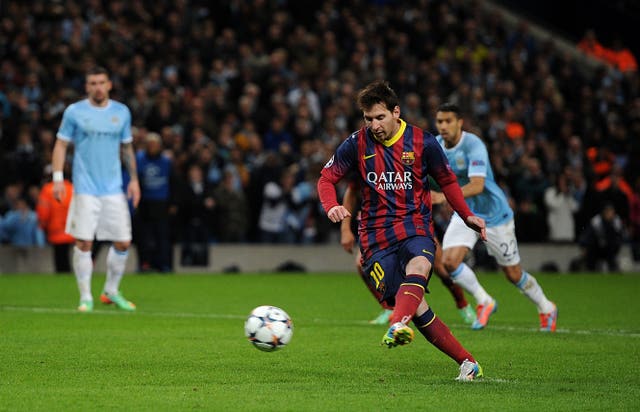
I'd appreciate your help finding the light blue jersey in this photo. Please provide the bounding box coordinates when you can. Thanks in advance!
[436,131,513,227]
[57,99,132,196]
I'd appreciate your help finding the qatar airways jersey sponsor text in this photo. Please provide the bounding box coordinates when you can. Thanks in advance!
[366,170,413,191]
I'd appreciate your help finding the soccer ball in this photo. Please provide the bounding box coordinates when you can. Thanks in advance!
[244,305,293,352]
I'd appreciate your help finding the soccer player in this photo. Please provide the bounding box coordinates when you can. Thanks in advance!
[340,183,475,325]
[432,103,558,331]
[52,66,140,312]
[318,81,486,381]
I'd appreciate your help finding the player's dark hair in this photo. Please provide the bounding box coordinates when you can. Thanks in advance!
[437,102,461,118]
[357,80,399,112]
[86,66,109,79]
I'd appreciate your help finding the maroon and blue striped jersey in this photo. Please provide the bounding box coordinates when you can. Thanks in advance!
[318,119,472,260]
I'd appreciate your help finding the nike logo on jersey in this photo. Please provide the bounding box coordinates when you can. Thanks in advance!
[363,153,376,159]
[422,249,433,256]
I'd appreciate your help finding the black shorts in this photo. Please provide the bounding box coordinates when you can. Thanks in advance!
[362,235,435,306]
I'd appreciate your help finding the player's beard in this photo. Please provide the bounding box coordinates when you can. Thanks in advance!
[90,92,107,106]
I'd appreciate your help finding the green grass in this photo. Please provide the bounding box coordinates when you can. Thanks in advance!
[1,271,639,411]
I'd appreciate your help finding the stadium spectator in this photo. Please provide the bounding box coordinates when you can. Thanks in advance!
[577,203,625,272]
[544,171,579,242]
[0,196,45,247]
[514,157,549,242]
[0,184,23,217]
[577,29,609,63]
[257,166,311,244]
[36,172,74,272]
[263,117,294,154]
[135,132,175,272]
[564,136,592,180]
[578,30,638,73]
[6,128,43,189]
[318,81,486,381]
[594,164,633,223]
[607,38,638,73]
[177,164,214,266]
[212,169,249,242]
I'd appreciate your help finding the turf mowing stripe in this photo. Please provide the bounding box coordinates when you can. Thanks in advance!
[3,305,640,339]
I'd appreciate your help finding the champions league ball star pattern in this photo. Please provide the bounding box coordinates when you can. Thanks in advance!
[244,305,293,352]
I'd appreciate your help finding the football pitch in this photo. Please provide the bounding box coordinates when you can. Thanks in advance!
[1,271,639,411]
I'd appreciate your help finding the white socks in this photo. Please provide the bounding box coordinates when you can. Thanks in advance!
[451,262,554,314]
[73,247,93,301]
[450,263,493,305]
[516,271,555,314]
[104,246,128,295]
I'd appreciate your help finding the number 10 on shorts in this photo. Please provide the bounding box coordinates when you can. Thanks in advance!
[369,262,385,291]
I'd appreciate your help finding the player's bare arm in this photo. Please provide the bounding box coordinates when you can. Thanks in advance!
[430,190,445,204]
[340,216,355,253]
[431,176,484,205]
[51,139,69,202]
[340,186,358,253]
[121,142,141,208]
[460,176,485,198]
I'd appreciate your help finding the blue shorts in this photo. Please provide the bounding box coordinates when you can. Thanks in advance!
[361,236,435,307]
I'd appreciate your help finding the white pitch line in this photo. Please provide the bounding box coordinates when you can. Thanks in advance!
[452,323,640,338]
[0,305,246,320]
[2,305,640,338]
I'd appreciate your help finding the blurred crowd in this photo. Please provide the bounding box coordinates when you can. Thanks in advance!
[1,0,639,271]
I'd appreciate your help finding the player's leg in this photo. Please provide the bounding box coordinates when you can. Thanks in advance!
[356,249,393,324]
[381,237,437,347]
[433,238,474,324]
[442,216,494,306]
[412,300,483,381]
[403,237,482,380]
[97,194,136,311]
[444,246,497,330]
[65,194,101,312]
[503,264,557,331]
[73,239,94,312]
[442,216,496,329]
[362,245,416,347]
[99,241,135,311]
[490,219,557,332]
[383,255,430,346]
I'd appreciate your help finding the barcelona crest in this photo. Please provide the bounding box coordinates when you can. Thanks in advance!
[401,151,415,165]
